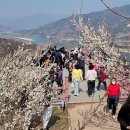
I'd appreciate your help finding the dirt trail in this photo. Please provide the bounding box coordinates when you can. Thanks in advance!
[68,102,122,130]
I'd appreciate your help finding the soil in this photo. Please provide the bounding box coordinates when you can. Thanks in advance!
[68,102,123,130]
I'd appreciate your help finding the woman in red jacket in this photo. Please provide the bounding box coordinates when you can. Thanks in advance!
[106,78,121,119]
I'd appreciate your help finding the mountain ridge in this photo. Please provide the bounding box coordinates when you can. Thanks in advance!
[17,4,130,40]
[0,13,66,30]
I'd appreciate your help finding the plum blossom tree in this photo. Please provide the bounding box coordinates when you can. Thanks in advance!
[71,14,130,130]
[72,14,130,77]
[0,47,53,130]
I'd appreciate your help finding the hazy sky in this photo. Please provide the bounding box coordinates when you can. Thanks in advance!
[0,0,130,18]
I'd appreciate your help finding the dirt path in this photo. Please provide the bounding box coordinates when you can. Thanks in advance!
[68,102,122,130]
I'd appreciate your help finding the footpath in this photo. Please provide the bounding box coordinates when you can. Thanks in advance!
[62,68,122,130]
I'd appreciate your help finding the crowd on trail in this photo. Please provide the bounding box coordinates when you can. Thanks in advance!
[32,45,130,130]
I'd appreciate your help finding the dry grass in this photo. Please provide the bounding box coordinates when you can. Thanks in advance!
[29,107,69,130]
[48,107,69,130]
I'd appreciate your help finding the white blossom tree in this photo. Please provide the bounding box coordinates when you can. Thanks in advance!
[71,14,130,130]
[0,47,53,130]
[72,14,130,77]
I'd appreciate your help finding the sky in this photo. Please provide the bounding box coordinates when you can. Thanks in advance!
[0,0,130,18]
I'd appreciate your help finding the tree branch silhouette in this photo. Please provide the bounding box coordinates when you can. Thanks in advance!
[101,0,130,21]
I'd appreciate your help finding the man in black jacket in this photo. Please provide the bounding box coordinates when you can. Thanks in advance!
[118,95,130,130]
[77,55,85,80]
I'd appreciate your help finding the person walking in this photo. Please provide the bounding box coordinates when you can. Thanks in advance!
[68,59,73,82]
[72,64,83,96]
[77,55,85,80]
[106,78,121,119]
[56,66,63,87]
[118,94,130,130]
[86,64,97,96]
[97,66,108,91]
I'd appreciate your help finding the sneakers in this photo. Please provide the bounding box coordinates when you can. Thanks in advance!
[109,110,116,119]
[74,94,79,96]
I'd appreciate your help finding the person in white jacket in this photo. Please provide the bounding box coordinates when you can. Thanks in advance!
[86,63,97,96]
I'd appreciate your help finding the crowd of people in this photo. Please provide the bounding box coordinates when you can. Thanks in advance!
[32,45,67,89]
[32,45,130,130]
[32,45,87,92]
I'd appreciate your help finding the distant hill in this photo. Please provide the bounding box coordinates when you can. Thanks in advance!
[0,25,12,32]
[18,4,130,40]
[0,38,37,58]
[18,16,78,38]
[0,13,66,30]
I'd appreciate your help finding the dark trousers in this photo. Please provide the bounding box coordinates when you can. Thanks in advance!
[56,79,63,87]
[61,60,65,68]
[87,80,95,96]
[56,80,63,94]
[107,96,119,115]
[68,70,72,82]
[97,80,107,91]
[80,66,85,80]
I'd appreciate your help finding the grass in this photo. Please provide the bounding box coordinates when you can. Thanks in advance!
[0,106,69,130]
[30,107,69,130]
[48,107,69,130]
